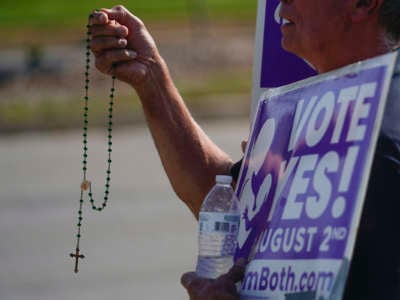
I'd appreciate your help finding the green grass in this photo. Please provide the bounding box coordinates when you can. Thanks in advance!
[1,1,256,36]
[0,1,256,131]
[0,69,252,132]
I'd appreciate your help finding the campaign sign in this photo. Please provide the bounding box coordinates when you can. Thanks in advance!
[236,52,397,300]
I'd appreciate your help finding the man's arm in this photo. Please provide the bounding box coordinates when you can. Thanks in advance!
[90,6,233,217]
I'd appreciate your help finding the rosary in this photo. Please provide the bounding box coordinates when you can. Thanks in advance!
[69,13,115,274]
[70,12,157,273]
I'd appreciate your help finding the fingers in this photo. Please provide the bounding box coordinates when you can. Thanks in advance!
[181,272,197,289]
[87,6,158,86]
[241,140,248,153]
[102,5,144,28]
[89,9,135,74]
[88,6,144,34]
[181,272,210,300]
[220,258,248,283]
[181,259,247,288]
[89,9,129,38]
[89,10,108,25]
[91,36,127,53]
[90,23,128,38]
[181,272,212,292]
[89,11,128,39]
[181,261,247,300]
[95,49,137,75]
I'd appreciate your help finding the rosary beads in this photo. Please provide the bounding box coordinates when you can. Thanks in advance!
[70,13,116,273]
[69,10,159,273]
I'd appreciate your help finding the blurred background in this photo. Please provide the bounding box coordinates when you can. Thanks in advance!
[0,1,256,299]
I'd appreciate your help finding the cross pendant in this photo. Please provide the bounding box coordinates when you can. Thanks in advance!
[70,248,85,273]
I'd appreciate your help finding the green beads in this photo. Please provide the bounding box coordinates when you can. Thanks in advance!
[73,15,116,253]
[81,17,115,212]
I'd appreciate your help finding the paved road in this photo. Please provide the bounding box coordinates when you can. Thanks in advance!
[0,119,249,300]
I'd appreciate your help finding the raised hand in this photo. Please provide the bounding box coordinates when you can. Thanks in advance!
[89,5,160,87]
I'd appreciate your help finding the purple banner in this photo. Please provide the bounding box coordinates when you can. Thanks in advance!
[237,66,385,259]
[260,0,316,87]
[235,53,398,297]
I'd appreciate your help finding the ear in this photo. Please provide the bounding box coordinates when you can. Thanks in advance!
[351,0,383,22]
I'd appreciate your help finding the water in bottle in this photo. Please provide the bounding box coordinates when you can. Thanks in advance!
[195,175,240,279]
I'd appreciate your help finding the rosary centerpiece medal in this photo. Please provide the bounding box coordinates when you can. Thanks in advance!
[70,12,116,273]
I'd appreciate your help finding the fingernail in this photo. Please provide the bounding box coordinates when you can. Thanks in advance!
[117,27,128,36]
[98,14,106,23]
[180,272,197,287]
[118,39,127,47]
[124,50,137,58]
[90,9,99,18]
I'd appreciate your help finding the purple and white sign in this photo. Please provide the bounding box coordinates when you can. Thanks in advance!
[236,53,397,299]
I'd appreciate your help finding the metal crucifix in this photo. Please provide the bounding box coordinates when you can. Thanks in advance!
[70,248,85,273]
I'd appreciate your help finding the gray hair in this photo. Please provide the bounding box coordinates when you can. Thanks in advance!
[380,0,400,49]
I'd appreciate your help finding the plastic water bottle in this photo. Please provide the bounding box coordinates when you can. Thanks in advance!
[195,175,240,279]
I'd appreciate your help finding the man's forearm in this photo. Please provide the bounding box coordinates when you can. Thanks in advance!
[134,54,233,217]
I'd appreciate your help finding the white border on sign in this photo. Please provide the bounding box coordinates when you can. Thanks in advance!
[250,0,269,120]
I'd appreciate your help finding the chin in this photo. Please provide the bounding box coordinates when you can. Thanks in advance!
[281,38,297,55]
[281,37,308,59]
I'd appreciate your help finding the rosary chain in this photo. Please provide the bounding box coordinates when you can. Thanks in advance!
[71,11,158,273]
[71,15,116,267]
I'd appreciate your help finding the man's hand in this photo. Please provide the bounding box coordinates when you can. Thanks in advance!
[89,5,159,87]
[181,259,247,300]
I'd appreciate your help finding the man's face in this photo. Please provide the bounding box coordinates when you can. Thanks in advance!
[279,0,351,69]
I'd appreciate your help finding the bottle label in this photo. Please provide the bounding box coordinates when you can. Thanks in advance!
[199,212,240,256]
[199,212,240,233]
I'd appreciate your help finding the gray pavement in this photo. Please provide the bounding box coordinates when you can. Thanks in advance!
[0,119,249,300]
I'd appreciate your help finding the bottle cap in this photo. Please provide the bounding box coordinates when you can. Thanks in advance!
[215,175,232,184]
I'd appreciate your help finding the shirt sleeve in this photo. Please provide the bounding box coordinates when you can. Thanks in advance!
[230,157,243,182]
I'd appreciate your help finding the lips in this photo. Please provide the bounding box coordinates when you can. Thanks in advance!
[279,4,295,26]
[281,16,294,25]
[282,18,293,25]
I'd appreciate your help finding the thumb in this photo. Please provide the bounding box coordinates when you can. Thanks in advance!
[181,272,198,289]
[223,258,248,283]
[241,140,248,154]
[101,5,144,29]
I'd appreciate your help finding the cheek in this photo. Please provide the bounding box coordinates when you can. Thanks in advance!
[280,29,300,53]
[302,26,326,51]
[299,18,343,53]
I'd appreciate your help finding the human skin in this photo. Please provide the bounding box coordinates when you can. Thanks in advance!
[89,0,389,299]
[180,258,247,300]
[279,0,387,72]
[90,7,233,219]
[89,0,388,220]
